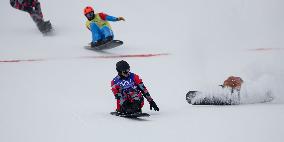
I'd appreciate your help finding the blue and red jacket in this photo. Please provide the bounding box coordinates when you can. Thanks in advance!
[111,73,153,110]
[97,13,118,21]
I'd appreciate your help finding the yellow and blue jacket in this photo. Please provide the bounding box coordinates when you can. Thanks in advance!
[86,12,118,30]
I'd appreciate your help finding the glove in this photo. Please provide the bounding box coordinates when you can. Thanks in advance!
[115,93,122,99]
[149,100,159,111]
[117,17,125,21]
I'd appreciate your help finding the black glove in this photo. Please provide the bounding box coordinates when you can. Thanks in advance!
[115,93,122,99]
[149,100,159,111]
[116,17,125,21]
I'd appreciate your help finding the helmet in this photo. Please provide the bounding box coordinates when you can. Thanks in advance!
[84,6,94,15]
[116,60,130,72]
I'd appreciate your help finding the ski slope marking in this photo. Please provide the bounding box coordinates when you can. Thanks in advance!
[80,53,169,59]
[0,53,169,63]
[0,59,44,63]
[248,47,284,51]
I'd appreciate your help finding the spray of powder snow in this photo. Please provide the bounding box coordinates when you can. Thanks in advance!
[194,78,275,105]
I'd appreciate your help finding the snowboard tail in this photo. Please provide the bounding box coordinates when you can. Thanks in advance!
[186,91,199,104]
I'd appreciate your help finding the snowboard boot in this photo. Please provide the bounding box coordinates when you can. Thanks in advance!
[116,109,127,115]
[91,39,104,47]
[136,108,142,114]
[103,36,113,44]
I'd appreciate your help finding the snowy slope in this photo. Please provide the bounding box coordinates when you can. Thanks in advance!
[1,0,284,142]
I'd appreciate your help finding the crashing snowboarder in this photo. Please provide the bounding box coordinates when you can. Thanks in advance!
[84,6,125,48]
[10,0,52,34]
[220,76,243,93]
[186,76,244,105]
[111,60,159,117]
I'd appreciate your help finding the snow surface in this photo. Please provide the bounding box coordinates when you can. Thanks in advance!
[1,0,284,142]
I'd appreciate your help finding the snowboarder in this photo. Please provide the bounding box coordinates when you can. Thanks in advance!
[10,0,52,33]
[84,6,125,47]
[186,76,244,105]
[220,76,243,92]
[111,60,159,115]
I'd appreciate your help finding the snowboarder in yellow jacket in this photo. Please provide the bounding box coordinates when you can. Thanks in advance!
[84,6,125,47]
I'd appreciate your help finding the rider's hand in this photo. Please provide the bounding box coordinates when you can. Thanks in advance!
[117,17,125,21]
[149,100,159,111]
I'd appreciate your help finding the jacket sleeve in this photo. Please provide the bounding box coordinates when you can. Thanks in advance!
[133,74,153,102]
[111,80,122,97]
[99,12,118,21]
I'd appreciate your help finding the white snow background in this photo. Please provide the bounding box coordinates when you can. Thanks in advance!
[0,0,284,142]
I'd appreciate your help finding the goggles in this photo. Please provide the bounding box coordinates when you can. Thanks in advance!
[122,69,130,75]
[85,12,94,19]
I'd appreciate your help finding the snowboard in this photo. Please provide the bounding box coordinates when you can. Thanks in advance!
[39,20,53,35]
[110,111,150,118]
[186,90,274,105]
[85,40,123,50]
[186,90,242,105]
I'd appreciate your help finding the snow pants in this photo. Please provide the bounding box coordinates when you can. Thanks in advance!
[10,0,44,24]
[90,22,114,43]
[116,94,145,112]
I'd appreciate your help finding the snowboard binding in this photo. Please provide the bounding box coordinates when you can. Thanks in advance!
[119,100,142,114]
[87,40,123,50]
